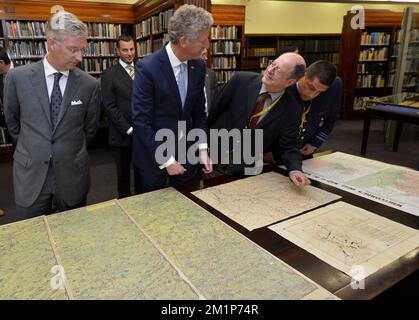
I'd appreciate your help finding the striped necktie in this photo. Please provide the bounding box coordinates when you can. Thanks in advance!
[127,65,134,80]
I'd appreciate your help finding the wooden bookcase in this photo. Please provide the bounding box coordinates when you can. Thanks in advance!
[243,34,341,73]
[339,10,403,119]
[210,4,245,85]
[133,0,211,58]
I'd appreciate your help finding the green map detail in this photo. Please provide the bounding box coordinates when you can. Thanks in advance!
[349,168,407,189]
[119,188,318,299]
[46,203,198,299]
[0,218,67,300]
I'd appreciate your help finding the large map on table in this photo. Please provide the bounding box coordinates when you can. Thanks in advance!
[191,172,340,230]
[0,188,336,300]
[302,152,419,216]
[269,201,419,279]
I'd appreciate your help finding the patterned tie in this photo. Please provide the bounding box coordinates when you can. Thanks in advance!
[50,72,63,128]
[177,63,187,108]
[127,64,134,80]
[248,92,270,129]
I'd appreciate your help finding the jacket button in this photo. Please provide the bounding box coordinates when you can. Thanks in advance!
[51,140,55,144]
[44,161,49,165]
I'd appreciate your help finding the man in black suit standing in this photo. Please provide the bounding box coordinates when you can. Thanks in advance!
[101,35,140,198]
[209,53,310,187]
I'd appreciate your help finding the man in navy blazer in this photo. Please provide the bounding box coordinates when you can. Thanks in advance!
[132,5,213,193]
[287,60,342,157]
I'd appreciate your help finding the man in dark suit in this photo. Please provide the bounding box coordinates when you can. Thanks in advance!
[209,53,310,187]
[200,48,217,116]
[101,35,140,198]
[287,60,342,157]
[4,11,100,218]
[132,4,213,193]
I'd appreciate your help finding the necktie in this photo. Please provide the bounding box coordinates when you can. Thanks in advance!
[127,65,134,80]
[177,63,187,108]
[51,72,63,128]
[248,92,270,129]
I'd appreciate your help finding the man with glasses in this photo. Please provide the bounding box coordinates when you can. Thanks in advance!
[208,52,310,187]
[4,11,100,218]
[287,60,342,157]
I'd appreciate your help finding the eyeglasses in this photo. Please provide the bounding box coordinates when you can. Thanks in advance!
[65,46,87,55]
[267,61,286,77]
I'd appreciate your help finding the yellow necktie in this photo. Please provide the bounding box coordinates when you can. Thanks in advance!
[128,65,134,80]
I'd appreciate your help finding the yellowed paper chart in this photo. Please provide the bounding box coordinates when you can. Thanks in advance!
[192,172,341,231]
[269,201,419,279]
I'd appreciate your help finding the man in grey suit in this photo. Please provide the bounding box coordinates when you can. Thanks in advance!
[4,11,100,218]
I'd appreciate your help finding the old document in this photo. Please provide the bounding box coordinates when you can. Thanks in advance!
[269,201,419,280]
[192,172,340,231]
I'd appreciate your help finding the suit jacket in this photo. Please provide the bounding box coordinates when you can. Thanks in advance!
[101,62,133,147]
[287,76,342,148]
[205,68,217,115]
[4,60,101,207]
[209,71,303,172]
[131,47,207,174]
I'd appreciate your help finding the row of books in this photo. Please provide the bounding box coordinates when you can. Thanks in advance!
[85,41,117,57]
[357,62,386,74]
[5,21,45,38]
[410,29,419,42]
[360,32,390,46]
[356,74,385,88]
[5,21,123,39]
[359,48,388,61]
[305,39,340,52]
[278,40,304,51]
[0,127,12,146]
[245,47,276,57]
[135,9,174,39]
[211,41,241,55]
[260,57,274,68]
[211,26,240,40]
[8,41,47,58]
[136,34,170,57]
[212,56,238,70]
[214,70,235,84]
[86,23,122,39]
[79,58,117,73]
[306,53,339,65]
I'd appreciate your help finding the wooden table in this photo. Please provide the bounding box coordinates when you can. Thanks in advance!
[361,104,419,155]
[177,165,419,300]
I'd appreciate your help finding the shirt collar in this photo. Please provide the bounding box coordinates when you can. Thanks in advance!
[119,59,133,69]
[166,42,187,69]
[259,83,283,101]
[43,57,69,78]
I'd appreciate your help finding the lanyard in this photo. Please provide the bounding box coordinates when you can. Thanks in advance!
[299,100,312,135]
[249,92,284,122]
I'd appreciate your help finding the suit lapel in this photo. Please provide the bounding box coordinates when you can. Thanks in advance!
[30,61,51,126]
[115,63,133,91]
[159,49,183,115]
[183,60,198,115]
[53,69,80,132]
[247,79,263,121]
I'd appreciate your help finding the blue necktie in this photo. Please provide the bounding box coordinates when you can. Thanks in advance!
[51,72,63,127]
[178,63,187,108]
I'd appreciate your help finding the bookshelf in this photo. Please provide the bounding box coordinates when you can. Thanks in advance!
[243,34,341,73]
[339,10,403,119]
[210,4,245,85]
[133,0,211,58]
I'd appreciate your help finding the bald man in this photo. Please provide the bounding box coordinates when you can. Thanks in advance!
[209,53,310,186]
